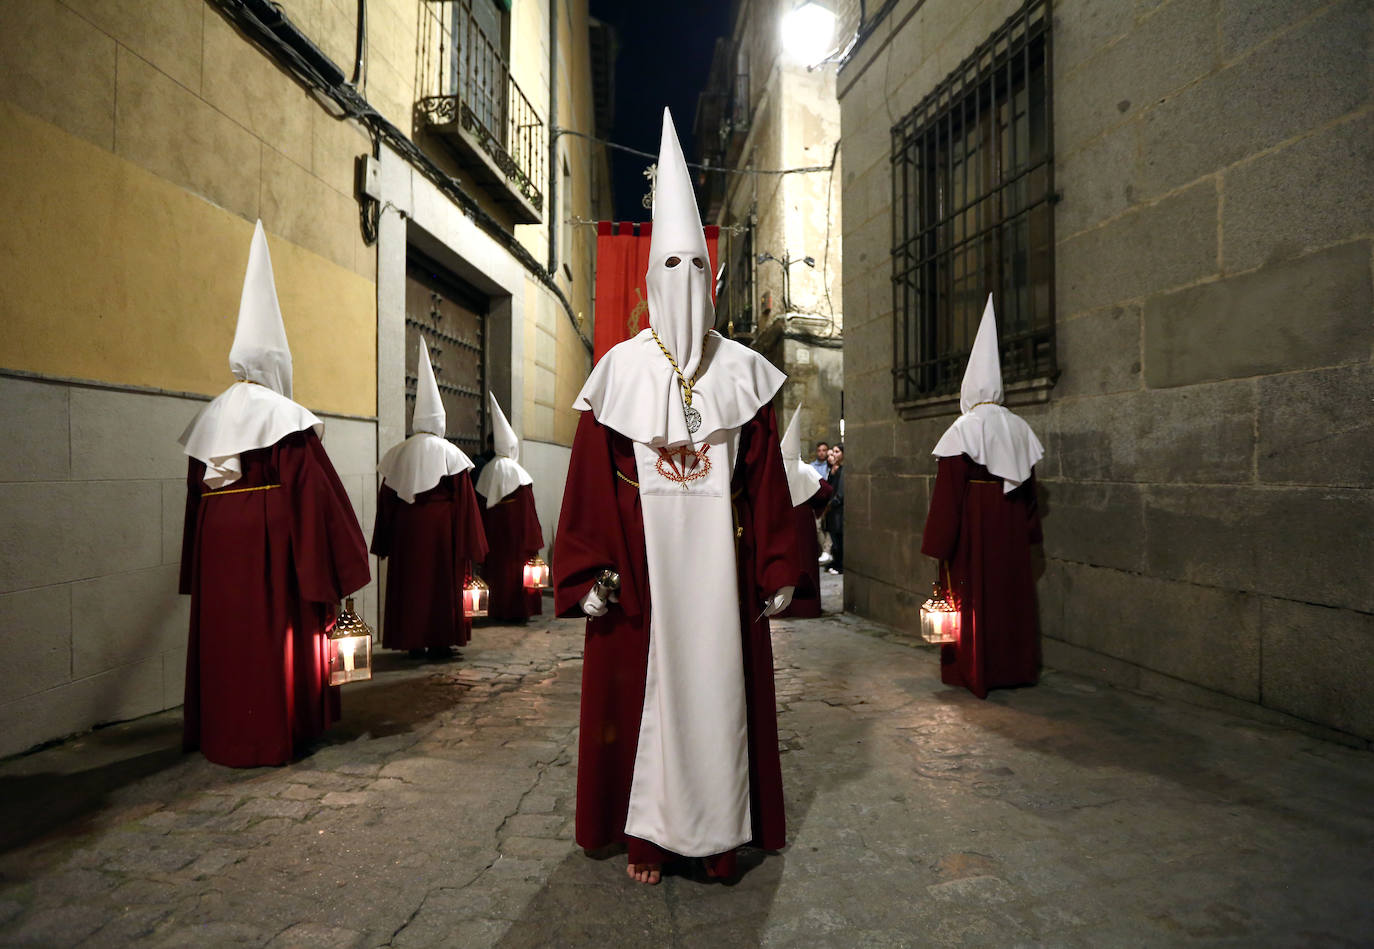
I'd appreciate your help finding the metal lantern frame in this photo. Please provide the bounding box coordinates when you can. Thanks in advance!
[464,572,490,618]
[523,556,550,591]
[328,596,374,685]
[919,563,960,645]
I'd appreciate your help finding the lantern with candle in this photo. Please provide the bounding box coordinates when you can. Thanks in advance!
[463,573,489,618]
[919,565,960,645]
[327,597,373,685]
[523,556,550,591]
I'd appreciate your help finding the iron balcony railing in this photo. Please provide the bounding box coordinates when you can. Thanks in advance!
[417,0,546,220]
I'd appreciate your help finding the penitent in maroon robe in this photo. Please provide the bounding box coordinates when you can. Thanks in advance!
[553,405,798,869]
[478,484,544,621]
[920,454,1042,699]
[777,478,834,619]
[180,429,371,767]
[371,472,488,650]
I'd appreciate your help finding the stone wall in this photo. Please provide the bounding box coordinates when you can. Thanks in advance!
[0,375,378,760]
[837,0,1373,742]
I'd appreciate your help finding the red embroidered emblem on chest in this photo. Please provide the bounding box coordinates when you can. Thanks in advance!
[655,445,711,488]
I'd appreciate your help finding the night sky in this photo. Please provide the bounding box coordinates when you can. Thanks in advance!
[587,0,734,220]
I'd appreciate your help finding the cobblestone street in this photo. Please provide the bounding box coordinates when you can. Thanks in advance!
[2,578,1372,948]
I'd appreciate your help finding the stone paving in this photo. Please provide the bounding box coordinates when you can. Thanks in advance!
[2,576,1373,947]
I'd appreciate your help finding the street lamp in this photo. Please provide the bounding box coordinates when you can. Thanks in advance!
[781,2,837,67]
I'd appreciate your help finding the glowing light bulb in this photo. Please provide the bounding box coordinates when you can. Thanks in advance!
[781,2,837,67]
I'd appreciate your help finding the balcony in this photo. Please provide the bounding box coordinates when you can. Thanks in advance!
[416,1,546,224]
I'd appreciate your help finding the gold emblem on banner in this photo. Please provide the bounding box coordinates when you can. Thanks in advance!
[627,286,647,335]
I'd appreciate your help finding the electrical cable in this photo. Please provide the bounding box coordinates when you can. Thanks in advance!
[553,126,834,176]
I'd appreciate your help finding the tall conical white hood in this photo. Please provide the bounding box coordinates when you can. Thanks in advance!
[646,107,714,381]
[960,294,1003,414]
[376,337,473,503]
[476,393,533,506]
[180,220,322,488]
[229,220,293,398]
[489,391,519,461]
[781,403,823,506]
[932,294,1044,492]
[412,340,446,437]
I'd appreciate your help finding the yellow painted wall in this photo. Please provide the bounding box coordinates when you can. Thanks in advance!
[0,101,376,417]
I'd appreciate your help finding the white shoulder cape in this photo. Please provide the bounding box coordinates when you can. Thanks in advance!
[378,433,475,504]
[179,381,323,489]
[931,403,1044,493]
[475,457,534,507]
[574,329,786,447]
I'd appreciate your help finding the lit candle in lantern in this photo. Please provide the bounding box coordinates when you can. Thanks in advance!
[327,597,374,685]
[464,574,489,618]
[919,581,960,645]
[523,556,550,591]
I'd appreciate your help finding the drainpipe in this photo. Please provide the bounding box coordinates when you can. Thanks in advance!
[547,0,559,275]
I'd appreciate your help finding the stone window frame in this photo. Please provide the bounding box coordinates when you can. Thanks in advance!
[889,0,1058,416]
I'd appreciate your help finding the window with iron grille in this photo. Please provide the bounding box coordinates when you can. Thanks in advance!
[890,0,1055,405]
[720,222,756,339]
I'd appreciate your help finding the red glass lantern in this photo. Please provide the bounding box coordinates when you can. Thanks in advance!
[327,597,373,685]
[463,575,489,618]
[523,556,550,591]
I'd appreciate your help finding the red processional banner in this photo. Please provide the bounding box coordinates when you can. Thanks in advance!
[593,222,720,364]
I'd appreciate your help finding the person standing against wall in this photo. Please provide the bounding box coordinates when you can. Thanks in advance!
[824,445,844,575]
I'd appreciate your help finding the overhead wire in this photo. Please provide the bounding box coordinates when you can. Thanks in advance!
[553,126,835,177]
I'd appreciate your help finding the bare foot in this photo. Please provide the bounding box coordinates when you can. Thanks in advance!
[626,861,661,885]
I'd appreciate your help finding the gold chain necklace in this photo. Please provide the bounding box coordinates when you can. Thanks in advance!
[650,327,706,433]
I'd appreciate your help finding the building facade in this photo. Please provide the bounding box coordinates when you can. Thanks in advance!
[697,0,846,448]
[0,0,610,757]
[839,0,1372,742]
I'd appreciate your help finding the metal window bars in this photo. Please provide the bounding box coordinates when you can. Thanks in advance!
[416,0,546,217]
[889,0,1056,404]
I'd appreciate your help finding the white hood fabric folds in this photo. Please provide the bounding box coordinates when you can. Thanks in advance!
[377,340,474,503]
[574,108,785,448]
[931,294,1045,493]
[180,220,322,489]
[645,107,714,382]
[411,340,445,437]
[475,392,533,507]
[781,403,823,506]
[229,219,294,398]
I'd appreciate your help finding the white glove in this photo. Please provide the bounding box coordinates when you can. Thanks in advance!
[580,586,609,617]
[762,586,795,617]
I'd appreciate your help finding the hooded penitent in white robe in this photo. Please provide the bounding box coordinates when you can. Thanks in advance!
[179,220,322,488]
[931,295,1045,492]
[475,393,534,507]
[569,108,790,857]
[378,341,474,503]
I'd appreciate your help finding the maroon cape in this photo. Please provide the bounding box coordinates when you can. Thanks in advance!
[478,484,544,621]
[180,429,370,767]
[777,478,834,619]
[553,405,798,867]
[920,454,1042,699]
[371,472,488,650]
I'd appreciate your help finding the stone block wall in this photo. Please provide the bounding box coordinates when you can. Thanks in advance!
[837,0,1373,742]
[0,376,378,759]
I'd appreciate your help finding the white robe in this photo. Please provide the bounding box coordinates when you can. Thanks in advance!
[575,330,784,856]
